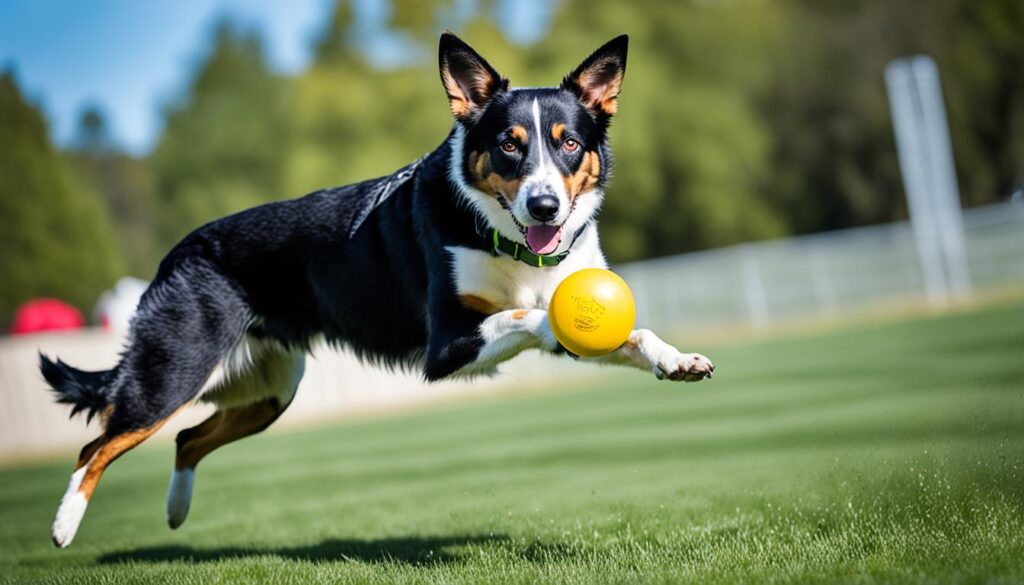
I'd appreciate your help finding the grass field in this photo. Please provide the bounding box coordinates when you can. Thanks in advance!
[1,302,1023,584]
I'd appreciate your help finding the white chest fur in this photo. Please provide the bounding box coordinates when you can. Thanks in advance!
[445,226,608,311]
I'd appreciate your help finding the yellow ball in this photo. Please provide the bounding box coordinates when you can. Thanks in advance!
[548,268,636,357]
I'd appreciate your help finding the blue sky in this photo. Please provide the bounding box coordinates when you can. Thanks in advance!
[0,0,328,155]
[0,0,551,156]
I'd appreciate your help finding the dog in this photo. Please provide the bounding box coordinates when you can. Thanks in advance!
[40,32,714,548]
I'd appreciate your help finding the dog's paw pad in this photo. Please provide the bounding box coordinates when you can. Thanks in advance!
[655,353,714,382]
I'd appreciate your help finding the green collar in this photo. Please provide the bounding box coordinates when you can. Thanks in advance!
[490,229,570,267]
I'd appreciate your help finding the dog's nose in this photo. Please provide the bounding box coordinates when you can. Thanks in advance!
[527,194,560,222]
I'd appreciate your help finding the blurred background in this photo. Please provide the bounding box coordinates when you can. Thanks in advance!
[1,0,1022,457]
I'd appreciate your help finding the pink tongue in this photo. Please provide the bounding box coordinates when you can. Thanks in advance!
[525,225,563,255]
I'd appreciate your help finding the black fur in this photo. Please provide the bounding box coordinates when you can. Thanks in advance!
[40,32,628,435]
[39,356,116,424]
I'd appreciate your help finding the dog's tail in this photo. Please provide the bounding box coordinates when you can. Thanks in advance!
[39,354,118,424]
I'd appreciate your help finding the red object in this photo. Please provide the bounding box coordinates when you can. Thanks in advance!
[10,299,85,335]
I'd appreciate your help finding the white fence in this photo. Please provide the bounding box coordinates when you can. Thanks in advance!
[0,331,588,461]
[619,200,1024,331]
[1,201,1021,460]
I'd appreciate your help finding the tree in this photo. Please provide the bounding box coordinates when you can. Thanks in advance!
[285,1,452,197]
[150,21,295,250]
[0,70,124,327]
[536,0,788,260]
[68,106,160,277]
[944,0,1024,202]
[149,0,1024,268]
[300,0,787,262]
[762,0,1024,233]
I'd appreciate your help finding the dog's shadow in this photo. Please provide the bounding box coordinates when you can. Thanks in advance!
[97,533,565,566]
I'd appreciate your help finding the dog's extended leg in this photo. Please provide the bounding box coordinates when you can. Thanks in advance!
[52,406,185,548]
[167,347,303,529]
[167,397,292,529]
[47,257,255,548]
[442,310,713,382]
[582,328,714,381]
[447,309,558,377]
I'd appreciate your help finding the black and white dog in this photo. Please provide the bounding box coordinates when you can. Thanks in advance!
[40,33,714,548]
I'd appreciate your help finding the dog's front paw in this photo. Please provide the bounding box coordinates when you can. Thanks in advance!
[654,352,715,382]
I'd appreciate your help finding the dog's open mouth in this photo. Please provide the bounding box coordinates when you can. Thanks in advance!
[524,224,563,255]
[497,195,570,255]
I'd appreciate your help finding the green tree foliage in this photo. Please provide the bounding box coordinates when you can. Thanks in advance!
[0,71,124,327]
[68,106,160,277]
[941,0,1024,203]
[290,0,788,261]
[762,0,1024,232]
[83,0,1024,271]
[149,21,295,250]
[533,0,788,259]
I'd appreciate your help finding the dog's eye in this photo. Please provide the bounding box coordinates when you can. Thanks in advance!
[562,138,579,153]
[500,140,518,153]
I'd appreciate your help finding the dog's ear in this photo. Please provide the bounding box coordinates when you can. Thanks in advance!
[561,34,628,117]
[439,32,507,122]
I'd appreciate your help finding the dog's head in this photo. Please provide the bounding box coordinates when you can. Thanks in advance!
[441,32,627,255]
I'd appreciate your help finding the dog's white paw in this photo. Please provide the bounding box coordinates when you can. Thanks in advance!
[167,468,195,529]
[654,351,715,382]
[52,467,89,548]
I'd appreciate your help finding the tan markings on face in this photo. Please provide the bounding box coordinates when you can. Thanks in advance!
[551,123,566,141]
[511,309,530,320]
[460,294,500,315]
[468,150,523,200]
[469,150,489,181]
[562,150,601,199]
[511,125,528,143]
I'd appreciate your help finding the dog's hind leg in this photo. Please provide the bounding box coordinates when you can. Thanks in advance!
[166,398,291,529]
[51,404,188,547]
[48,258,252,547]
[167,342,304,529]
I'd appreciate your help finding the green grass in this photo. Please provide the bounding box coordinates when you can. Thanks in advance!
[2,303,1023,584]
